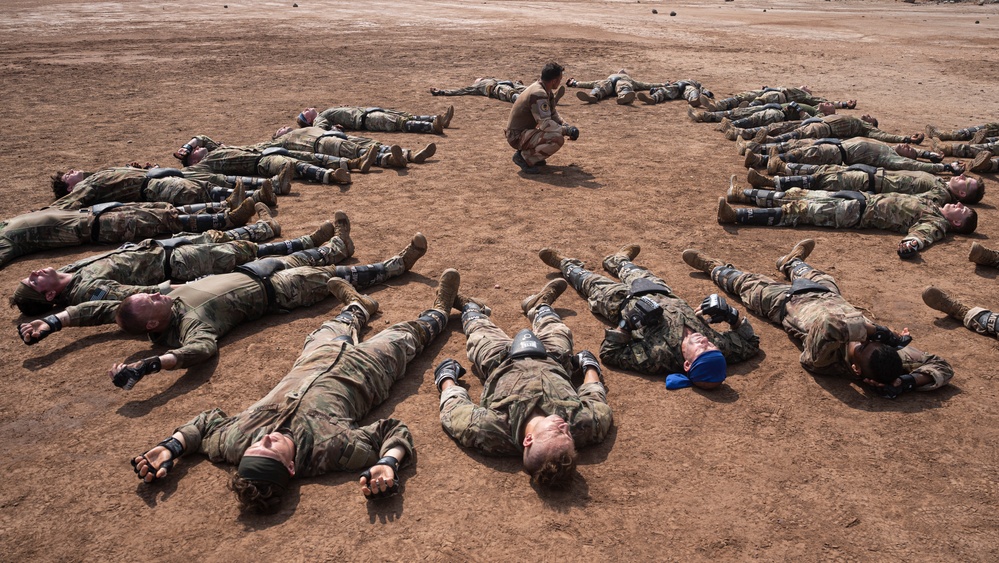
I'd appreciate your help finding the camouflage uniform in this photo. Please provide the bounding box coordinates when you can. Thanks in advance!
[39,231,335,308]
[572,72,666,102]
[783,114,914,144]
[433,78,525,103]
[51,167,220,210]
[727,103,819,128]
[573,265,760,375]
[313,106,416,133]
[173,313,443,476]
[64,260,398,369]
[439,313,612,456]
[193,129,397,169]
[182,147,312,182]
[801,166,957,202]
[505,81,569,166]
[0,203,202,270]
[784,138,950,174]
[774,190,951,253]
[708,261,952,388]
[753,87,838,106]
[643,79,710,104]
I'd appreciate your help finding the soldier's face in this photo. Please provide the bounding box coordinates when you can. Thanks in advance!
[244,431,297,475]
[63,169,86,189]
[681,331,720,365]
[133,293,173,322]
[187,147,208,165]
[300,107,318,125]
[894,144,917,159]
[22,268,60,295]
[942,202,972,226]
[948,175,976,199]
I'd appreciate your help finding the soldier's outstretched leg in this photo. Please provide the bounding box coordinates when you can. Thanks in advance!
[717,198,783,225]
[682,247,789,324]
[521,278,568,321]
[333,233,427,289]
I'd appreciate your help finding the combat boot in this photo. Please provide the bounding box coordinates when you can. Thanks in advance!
[347,146,379,173]
[224,181,246,210]
[775,239,815,276]
[441,105,454,128]
[637,91,657,105]
[718,117,733,133]
[717,197,739,224]
[327,278,379,322]
[454,294,491,315]
[930,138,953,156]
[252,202,281,237]
[747,169,774,188]
[744,151,768,169]
[688,107,718,123]
[717,198,783,226]
[249,178,278,207]
[736,137,760,156]
[327,210,353,258]
[513,151,540,174]
[682,249,725,275]
[272,162,294,195]
[521,279,568,320]
[309,220,336,247]
[921,287,971,321]
[969,242,999,267]
[617,91,636,105]
[384,233,427,277]
[553,85,565,104]
[971,152,998,173]
[726,182,752,204]
[433,268,461,314]
[602,243,641,276]
[223,198,257,228]
[538,247,568,270]
[970,129,990,145]
[576,90,599,104]
[767,151,789,176]
[411,143,436,164]
[925,124,942,140]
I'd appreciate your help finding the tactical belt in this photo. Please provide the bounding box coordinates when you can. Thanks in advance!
[789,277,833,297]
[85,202,125,242]
[359,107,384,129]
[235,262,284,309]
[153,237,193,280]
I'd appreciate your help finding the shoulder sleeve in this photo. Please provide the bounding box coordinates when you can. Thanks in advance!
[439,386,517,455]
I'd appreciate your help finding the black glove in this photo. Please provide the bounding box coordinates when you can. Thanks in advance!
[131,436,184,481]
[360,455,401,500]
[112,356,162,390]
[878,374,917,399]
[699,294,740,324]
[20,314,62,346]
[433,358,466,391]
[897,240,919,259]
[572,350,603,381]
[869,325,912,348]
[564,125,579,141]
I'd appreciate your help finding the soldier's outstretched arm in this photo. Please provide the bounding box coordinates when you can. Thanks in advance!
[359,445,407,499]
[108,353,178,390]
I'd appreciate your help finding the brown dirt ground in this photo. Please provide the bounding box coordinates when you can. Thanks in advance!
[2,0,999,560]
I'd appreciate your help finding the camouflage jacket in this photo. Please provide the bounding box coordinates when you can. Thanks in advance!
[440,357,612,456]
[784,291,953,389]
[822,114,906,143]
[313,107,408,131]
[861,192,950,250]
[600,294,760,375]
[506,81,565,134]
[182,147,264,180]
[812,167,953,202]
[52,167,215,210]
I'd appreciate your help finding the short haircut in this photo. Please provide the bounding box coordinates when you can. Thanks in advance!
[51,172,69,199]
[867,116,879,127]
[951,208,978,234]
[960,176,986,205]
[10,282,56,316]
[115,296,148,334]
[229,474,284,514]
[541,62,564,82]
[866,344,905,385]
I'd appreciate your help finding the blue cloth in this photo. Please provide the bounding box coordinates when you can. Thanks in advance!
[665,350,727,390]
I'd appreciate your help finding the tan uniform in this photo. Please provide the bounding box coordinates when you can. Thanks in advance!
[505,81,567,166]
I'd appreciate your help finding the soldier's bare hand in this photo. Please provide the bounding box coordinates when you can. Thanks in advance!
[359,465,395,498]
[18,320,48,343]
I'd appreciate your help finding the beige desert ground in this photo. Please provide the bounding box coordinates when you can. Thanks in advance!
[2,0,999,560]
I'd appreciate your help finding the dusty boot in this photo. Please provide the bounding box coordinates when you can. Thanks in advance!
[381,232,428,275]
[971,152,998,173]
[688,107,715,123]
[576,90,599,103]
[930,138,954,156]
[249,179,278,207]
[682,249,725,275]
[224,198,257,228]
[969,242,999,267]
[776,239,815,275]
[747,169,774,188]
[329,210,353,258]
[726,183,752,204]
[767,151,789,176]
[454,293,491,315]
[224,181,246,210]
[521,279,568,320]
[433,268,461,313]
[617,91,636,105]
[718,117,733,133]
[553,85,565,104]
[309,220,335,247]
[440,105,454,128]
[717,198,739,224]
[253,202,281,237]
[411,143,436,164]
[744,151,768,169]
[737,137,761,156]
[925,124,942,140]
[539,247,569,269]
[347,146,378,173]
[921,287,971,321]
[327,278,379,321]
[602,243,641,275]
[272,162,294,195]
[637,91,657,105]
[430,115,445,134]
